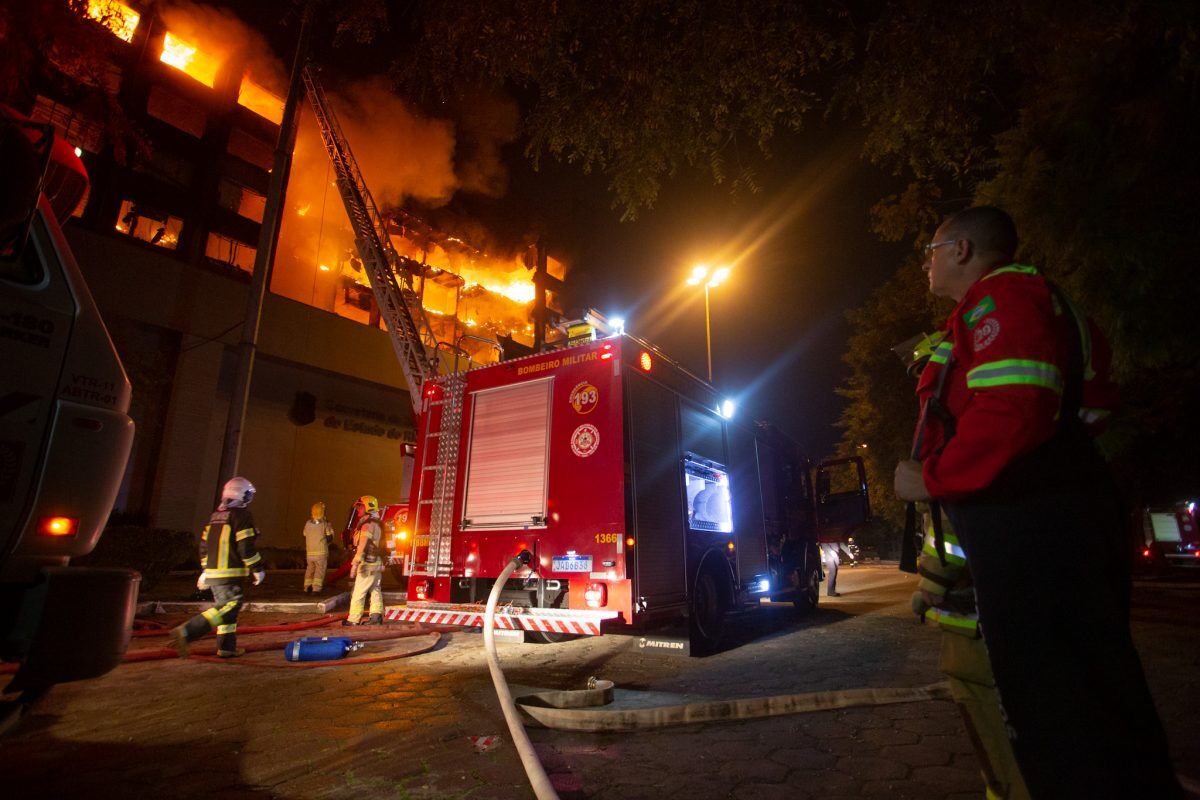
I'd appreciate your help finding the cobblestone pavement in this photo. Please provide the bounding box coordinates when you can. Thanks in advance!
[2,565,1197,799]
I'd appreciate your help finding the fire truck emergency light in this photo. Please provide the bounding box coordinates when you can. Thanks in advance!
[38,516,79,536]
[720,399,735,419]
[639,351,653,372]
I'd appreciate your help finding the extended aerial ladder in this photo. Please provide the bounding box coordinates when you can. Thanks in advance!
[301,65,440,411]
[302,66,464,579]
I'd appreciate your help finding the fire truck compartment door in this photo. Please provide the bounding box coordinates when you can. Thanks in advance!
[625,371,687,609]
[462,378,552,529]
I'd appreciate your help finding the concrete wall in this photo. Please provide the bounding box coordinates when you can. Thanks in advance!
[65,227,415,548]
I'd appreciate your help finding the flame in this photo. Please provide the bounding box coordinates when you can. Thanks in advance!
[238,78,284,125]
[297,203,310,217]
[160,32,220,88]
[87,0,140,42]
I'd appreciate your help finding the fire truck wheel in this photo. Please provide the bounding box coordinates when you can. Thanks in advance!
[792,562,820,613]
[689,568,728,651]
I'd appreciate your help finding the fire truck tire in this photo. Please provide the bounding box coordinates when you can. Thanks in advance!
[793,561,820,613]
[689,567,728,652]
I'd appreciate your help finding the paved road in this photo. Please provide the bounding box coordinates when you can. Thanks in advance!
[3,565,1197,799]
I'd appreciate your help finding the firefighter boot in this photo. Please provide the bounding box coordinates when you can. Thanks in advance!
[168,626,190,658]
[217,648,246,658]
[368,613,383,625]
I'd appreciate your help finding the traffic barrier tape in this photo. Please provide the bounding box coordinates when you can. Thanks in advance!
[514,680,952,732]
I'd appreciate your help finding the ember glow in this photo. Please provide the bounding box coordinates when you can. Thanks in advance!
[238,78,284,124]
[86,0,140,42]
[160,31,220,87]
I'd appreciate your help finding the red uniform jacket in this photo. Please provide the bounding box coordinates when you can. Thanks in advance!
[915,265,1117,501]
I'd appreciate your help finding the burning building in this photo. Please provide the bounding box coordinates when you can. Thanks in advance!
[10,0,563,548]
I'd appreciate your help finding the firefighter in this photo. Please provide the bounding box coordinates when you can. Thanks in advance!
[302,501,335,593]
[344,495,385,626]
[894,206,1181,798]
[902,332,1030,800]
[818,542,842,597]
[169,477,265,658]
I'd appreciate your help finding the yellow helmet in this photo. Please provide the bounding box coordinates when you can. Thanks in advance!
[358,495,380,514]
[311,501,325,519]
[892,332,947,379]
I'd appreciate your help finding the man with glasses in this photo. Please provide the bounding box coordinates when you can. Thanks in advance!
[893,206,1180,798]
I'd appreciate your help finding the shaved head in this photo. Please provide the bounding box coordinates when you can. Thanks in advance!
[941,206,1018,264]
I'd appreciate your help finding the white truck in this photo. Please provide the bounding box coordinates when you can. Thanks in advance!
[1,108,138,718]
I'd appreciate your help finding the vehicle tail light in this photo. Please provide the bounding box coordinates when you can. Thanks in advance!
[584,582,608,609]
[625,536,636,548]
[38,516,79,536]
[639,351,653,371]
[414,580,433,600]
[1142,548,1151,558]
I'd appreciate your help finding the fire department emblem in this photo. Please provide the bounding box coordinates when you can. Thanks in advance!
[570,424,600,457]
[569,381,599,415]
[973,317,1001,351]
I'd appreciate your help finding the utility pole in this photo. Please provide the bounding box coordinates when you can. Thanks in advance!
[216,7,312,491]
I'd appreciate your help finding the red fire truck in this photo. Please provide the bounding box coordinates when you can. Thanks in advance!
[1141,499,1200,569]
[391,334,869,650]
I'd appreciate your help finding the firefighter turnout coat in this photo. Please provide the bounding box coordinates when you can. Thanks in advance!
[200,506,263,585]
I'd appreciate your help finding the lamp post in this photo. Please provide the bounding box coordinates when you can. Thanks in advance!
[686,264,731,384]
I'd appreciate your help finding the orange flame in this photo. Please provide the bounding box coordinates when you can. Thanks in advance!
[86,0,139,43]
[160,32,220,88]
[238,78,284,124]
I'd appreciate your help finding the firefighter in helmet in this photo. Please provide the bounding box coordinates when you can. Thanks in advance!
[170,477,265,658]
[344,494,385,626]
[302,501,335,593]
[899,333,1030,800]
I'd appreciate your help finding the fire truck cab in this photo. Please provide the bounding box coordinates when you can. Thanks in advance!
[1,110,138,700]
[395,334,868,651]
[1141,500,1200,569]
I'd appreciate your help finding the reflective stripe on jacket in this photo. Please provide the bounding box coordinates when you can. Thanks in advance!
[200,506,262,583]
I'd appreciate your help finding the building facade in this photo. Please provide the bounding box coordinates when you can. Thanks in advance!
[19,2,414,549]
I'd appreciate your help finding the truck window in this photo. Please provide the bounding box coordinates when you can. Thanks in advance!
[462,378,552,529]
[684,454,732,533]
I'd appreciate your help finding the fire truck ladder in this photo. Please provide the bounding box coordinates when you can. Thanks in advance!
[411,370,467,577]
[301,65,439,410]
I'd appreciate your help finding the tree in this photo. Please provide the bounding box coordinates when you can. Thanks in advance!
[390,0,852,219]
[837,0,1200,502]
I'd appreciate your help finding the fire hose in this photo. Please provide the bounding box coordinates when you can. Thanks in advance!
[480,554,952,798]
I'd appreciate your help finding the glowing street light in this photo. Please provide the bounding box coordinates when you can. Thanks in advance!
[685,263,732,383]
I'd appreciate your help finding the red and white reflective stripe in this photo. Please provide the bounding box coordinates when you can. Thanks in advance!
[385,606,607,635]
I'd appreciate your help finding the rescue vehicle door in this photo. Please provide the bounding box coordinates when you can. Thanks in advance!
[814,457,870,538]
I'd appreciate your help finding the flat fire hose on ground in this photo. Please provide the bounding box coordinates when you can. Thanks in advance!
[481,553,953,799]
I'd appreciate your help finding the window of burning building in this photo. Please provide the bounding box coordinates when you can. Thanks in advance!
[159,32,221,88]
[32,96,105,155]
[146,84,207,139]
[227,127,273,171]
[205,232,256,273]
[216,178,266,223]
[133,148,195,189]
[461,379,552,529]
[237,78,283,126]
[114,199,182,250]
[85,0,140,43]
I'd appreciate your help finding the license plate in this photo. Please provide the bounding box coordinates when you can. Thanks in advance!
[552,554,592,573]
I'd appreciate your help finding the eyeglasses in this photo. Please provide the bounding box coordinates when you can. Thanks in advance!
[923,239,958,257]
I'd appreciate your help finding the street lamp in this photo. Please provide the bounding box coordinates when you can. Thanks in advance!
[686,264,731,384]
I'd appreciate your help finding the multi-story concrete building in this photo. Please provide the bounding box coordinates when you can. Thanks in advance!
[15,2,415,550]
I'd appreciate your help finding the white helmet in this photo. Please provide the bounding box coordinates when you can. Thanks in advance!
[221,477,256,508]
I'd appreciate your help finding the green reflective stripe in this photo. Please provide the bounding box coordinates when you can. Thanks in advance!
[983,264,1039,280]
[967,359,1063,392]
[217,624,237,635]
[929,341,953,365]
[928,607,979,632]
[217,524,231,570]
[918,576,951,596]
[243,553,262,568]
[202,607,222,625]
[204,567,250,578]
[235,527,256,542]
